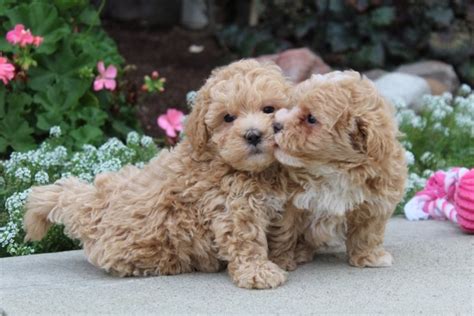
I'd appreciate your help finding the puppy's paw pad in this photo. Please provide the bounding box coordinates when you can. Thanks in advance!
[235,261,288,289]
[350,250,393,268]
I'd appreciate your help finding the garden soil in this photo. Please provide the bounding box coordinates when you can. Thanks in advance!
[104,21,228,137]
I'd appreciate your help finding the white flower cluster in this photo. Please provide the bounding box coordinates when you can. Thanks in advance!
[14,167,31,184]
[0,131,158,257]
[405,173,427,196]
[34,171,50,184]
[49,126,62,138]
[420,151,435,164]
[396,107,425,129]
[405,151,415,166]
[421,94,453,121]
[453,93,474,137]
[397,88,474,137]
[126,131,140,145]
[140,136,153,147]
[186,91,197,108]
[1,189,32,252]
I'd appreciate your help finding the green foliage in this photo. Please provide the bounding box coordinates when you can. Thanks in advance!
[218,0,474,84]
[0,128,158,257]
[0,0,140,157]
[395,85,474,214]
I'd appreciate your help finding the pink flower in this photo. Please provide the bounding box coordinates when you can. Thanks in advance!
[32,36,44,47]
[0,57,15,85]
[157,108,185,137]
[6,24,35,47]
[93,61,117,91]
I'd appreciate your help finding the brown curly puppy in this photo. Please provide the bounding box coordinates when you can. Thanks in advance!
[269,71,407,270]
[24,60,293,289]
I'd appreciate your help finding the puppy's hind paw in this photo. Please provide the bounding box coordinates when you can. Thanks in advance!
[349,249,393,268]
[232,260,288,289]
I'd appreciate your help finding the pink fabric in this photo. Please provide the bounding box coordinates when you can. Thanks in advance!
[455,170,474,232]
[405,168,474,233]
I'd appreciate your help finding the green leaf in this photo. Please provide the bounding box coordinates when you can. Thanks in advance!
[294,18,316,39]
[79,91,100,107]
[0,136,7,153]
[327,0,345,15]
[70,125,103,145]
[28,38,92,98]
[425,7,453,28]
[0,86,5,118]
[326,22,357,52]
[53,0,89,11]
[0,112,35,152]
[77,5,100,26]
[74,31,124,65]
[34,84,77,112]
[6,92,32,114]
[111,120,133,137]
[352,43,385,68]
[70,106,107,128]
[4,1,70,54]
[370,7,396,27]
[36,112,63,131]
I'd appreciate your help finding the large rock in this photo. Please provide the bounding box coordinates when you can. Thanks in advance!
[396,60,459,93]
[364,69,388,81]
[256,48,331,83]
[374,73,431,108]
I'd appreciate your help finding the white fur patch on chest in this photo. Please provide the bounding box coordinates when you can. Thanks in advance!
[293,168,365,216]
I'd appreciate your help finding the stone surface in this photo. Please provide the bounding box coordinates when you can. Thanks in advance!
[396,60,459,93]
[257,48,331,83]
[375,72,431,107]
[181,0,209,30]
[1,217,473,315]
[426,78,450,95]
[364,68,388,81]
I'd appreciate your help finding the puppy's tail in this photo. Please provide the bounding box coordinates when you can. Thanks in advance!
[24,177,100,242]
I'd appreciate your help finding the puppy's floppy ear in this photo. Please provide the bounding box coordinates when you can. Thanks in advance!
[184,88,209,155]
[349,117,368,154]
[347,75,394,161]
[349,106,389,162]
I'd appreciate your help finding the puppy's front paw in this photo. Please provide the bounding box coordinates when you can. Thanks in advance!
[231,260,288,289]
[294,242,315,265]
[349,249,393,268]
[270,254,297,271]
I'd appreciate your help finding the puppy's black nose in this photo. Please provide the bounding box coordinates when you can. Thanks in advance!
[244,129,262,146]
[273,122,283,133]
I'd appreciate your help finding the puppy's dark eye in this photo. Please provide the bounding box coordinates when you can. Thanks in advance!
[307,114,317,124]
[262,106,275,114]
[224,114,236,123]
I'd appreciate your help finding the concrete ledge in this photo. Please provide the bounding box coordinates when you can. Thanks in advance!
[1,217,473,315]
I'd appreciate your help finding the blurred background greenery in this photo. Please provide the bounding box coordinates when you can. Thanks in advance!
[217,0,473,85]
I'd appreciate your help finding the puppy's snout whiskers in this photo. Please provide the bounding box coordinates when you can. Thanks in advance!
[244,129,262,146]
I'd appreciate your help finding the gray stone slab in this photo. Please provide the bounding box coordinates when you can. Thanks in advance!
[1,217,473,315]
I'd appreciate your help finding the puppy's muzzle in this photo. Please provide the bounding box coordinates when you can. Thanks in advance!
[244,129,262,146]
[273,122,283,134]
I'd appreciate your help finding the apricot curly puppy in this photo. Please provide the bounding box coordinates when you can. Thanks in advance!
[24,60,292,289]
[269,71,407,270]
